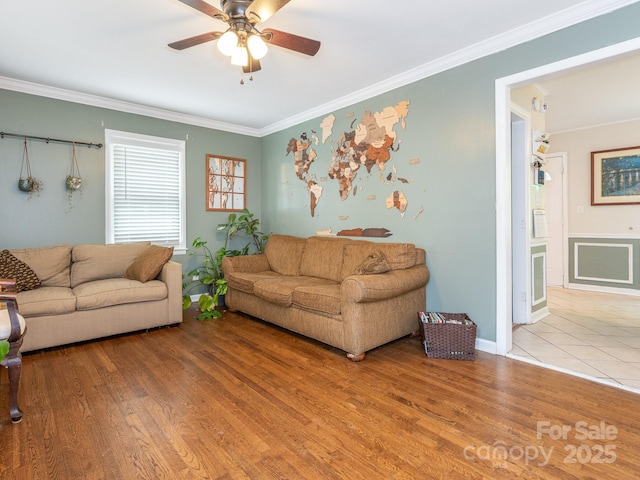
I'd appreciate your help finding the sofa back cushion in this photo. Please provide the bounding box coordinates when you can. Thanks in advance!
[70,242,151,288]
[299,236,351,282]
[265,234,307,276]
[10,244,72,287]
[341,241,417,280]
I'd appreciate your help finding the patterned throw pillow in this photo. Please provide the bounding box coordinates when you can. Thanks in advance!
[354,250,391,275]
[0,249,41,292]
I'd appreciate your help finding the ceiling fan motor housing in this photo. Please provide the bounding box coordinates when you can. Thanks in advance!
[221,0,254,20]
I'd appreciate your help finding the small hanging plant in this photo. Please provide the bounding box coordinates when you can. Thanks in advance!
[65,142,83,212]
[18,138,43,198]
[66,142,82,191]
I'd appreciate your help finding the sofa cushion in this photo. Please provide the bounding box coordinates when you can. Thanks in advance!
[124,245,174,283]
[341,241,417,280]
[16,287,77,317]
[254,276,337,307]
[70,242,151,288]
[225,270,282,294]
[0,250,41,292]
[292,284,341,316]
[10,244,72,288]
[73,278,167,310]
[299,237,351,282]
[265,234,307,275]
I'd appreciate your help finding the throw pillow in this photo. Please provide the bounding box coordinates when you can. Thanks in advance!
[354,250,391,275]
[0,249,41,292]
[124,246,174,283]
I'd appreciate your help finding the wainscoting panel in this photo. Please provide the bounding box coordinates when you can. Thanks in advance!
[531,243,547,314]
[569,237,640,291]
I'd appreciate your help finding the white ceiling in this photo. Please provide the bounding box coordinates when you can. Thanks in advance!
[1,0,639,135]
[540,53,640,133]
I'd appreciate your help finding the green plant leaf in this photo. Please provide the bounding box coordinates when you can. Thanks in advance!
[0,340,9,361]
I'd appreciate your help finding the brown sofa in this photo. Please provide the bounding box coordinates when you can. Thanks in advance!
[221,234,430,360]
[4,243,182,352]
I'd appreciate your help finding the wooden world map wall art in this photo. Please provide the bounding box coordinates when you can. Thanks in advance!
[286,100,424,238]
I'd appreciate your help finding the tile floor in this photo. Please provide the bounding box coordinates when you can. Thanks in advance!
[510,286,640,392]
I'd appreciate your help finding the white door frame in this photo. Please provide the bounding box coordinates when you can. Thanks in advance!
[495,37,640,356]
[510,105,532,330]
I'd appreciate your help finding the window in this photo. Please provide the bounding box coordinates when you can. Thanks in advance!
[105,129,186,253]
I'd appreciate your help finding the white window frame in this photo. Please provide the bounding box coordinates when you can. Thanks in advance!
[105,129,186,254]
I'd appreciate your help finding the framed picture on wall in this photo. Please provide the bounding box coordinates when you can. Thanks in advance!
[206,154,246,211]
[591,145,640,206]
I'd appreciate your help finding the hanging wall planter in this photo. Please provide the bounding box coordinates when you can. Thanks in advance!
[18,138,43,196]
[66,142,82,191]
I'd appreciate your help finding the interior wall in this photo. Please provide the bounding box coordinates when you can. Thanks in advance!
[260,2,640,345]
[0,89,262,274]
[550,118,640,235]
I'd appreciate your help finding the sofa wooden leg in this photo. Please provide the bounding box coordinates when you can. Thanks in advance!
[346,352,366,362]
[410,329,421,338]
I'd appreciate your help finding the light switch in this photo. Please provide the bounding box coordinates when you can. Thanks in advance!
[577,205,585,214]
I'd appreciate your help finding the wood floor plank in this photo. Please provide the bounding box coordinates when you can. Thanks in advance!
[1,308,639,479]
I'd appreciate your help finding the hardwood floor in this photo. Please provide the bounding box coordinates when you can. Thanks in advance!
[1,308,639,479]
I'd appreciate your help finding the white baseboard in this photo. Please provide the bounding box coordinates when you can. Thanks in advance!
[476,337,497,354]
[567,283,640,297]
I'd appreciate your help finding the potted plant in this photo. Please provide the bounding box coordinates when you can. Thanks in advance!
[182,237,234,320]
[216,208,269,254]
[182,208,269,320]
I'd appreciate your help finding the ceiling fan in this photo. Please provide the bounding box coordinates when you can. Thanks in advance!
[168,0,321,76]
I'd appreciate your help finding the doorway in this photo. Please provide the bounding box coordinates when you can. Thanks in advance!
[495,36,640,356]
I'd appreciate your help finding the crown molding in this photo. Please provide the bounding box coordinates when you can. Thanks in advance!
[1,0,637,138]
[0,76,262,137]
[259,0,640,136]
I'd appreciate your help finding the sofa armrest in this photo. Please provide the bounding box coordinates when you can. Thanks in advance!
[341,265,430,303]
[222,254,271,274]
[159,261,183,324]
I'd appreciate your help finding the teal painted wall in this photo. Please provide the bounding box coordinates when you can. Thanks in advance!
[259,3,640,342]
[0,90,262,275]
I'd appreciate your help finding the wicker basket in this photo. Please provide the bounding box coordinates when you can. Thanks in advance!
[419,312,477,361]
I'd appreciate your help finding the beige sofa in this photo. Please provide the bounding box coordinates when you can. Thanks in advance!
[222,234,430,360]
[5,243,182,352]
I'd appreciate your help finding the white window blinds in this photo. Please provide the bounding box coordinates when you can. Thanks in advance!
[105,130,185,251]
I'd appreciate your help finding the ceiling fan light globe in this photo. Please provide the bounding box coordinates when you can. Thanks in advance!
[247,34,268,60]
[231,47,249,67]
[217,31,238,56]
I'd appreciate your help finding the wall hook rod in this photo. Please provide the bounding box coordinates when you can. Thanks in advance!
[0,131,103,149]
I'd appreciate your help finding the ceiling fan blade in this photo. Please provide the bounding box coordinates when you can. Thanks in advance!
[263,28,321,56]
[176,0,227,20]
[246,0,290,23]
[243,53,262,74]
[168,31,223,50]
